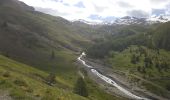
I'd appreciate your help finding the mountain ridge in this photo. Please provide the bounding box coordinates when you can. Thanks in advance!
[72,15,170,25]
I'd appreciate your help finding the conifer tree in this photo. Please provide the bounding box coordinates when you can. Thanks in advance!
[74,77,88,97]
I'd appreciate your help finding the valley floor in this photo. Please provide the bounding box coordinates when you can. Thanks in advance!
[78,56,169,100]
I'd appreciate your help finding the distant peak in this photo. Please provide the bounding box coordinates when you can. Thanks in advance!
[72,19,103,25]
[72,15,170,26]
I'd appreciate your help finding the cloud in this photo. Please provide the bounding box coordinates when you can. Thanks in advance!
[117,1,133,8]
[165,3,170,15]
[152,9,166,16]
[150,0,170,9]
[74,1,85,8]
[19,0,170,22]
[88,14,116,22]
[150,0,168,3]
[93,5,107,13]
[127,10,150,18]
[50,0,63,2]
[35,7,69,16]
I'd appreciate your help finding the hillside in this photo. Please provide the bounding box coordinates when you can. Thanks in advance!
[86,21,170,99]
[0,0,125,100]
[0,54,87,100]
[1,0,170,99]
[152,22,170,50]
[0,53,124,100]
[0,0,92,73]
[0,0,84,89]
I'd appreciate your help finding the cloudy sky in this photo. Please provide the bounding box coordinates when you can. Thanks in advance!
[19,0,170,22]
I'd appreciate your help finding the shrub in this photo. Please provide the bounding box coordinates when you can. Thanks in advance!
[14,78,28,87]
[2,71,10,77]
[166,84,170,91]
[46,73,56,86]
[42,89,55,100]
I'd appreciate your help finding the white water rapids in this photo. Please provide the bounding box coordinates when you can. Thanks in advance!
[77,52,149,100]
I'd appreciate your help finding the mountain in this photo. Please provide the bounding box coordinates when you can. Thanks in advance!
[113,16,147,25]
[74,16,170,25]
[147,15,170,23]
[1,0,170,99]
[0,0,92,66]
[86,20,170,99]
[113,16,170,25]
[0,0,34,11]
[86,21,170,58]
[0,0,96,89]
[0,0,124,100]
[72,19,103,25]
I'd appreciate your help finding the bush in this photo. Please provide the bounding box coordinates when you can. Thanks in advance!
[14,78,28,87]
[131,54,137,64]
[166,84,170,91]
[46,73,56,86]
[42,89,55,100]
[2,71,10,77]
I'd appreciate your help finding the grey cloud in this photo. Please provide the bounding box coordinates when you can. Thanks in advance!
[127,10,150,18]
[117,1,133,8]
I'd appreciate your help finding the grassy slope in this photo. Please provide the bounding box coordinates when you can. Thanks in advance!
[0,54,88,100]
[0,0,123,100]
[152,22,170,50]
[0,54,122,100]
[0,0,87,88]
[0,1,123,99]
[86,21,170,99]
[106,45,170,98]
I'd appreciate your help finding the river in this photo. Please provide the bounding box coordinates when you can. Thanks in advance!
[77,52,149,100]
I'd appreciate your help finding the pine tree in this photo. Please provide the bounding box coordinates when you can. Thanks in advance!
[142,67,146,73]
[136,56,140,62]
[137,66,141,72]
[144,56,153,68]
[155,62,162,73]
[157,48,160,55]
[51,50,55,59]
[131,54,137,64]
[74,77,88,97]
